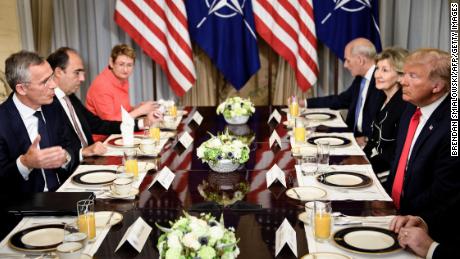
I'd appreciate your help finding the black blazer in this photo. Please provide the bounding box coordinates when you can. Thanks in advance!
[364,89,407,173]
[385,97,460,219]
[55,94,122,147]
[0,94,77,193]
[307,70,385,137]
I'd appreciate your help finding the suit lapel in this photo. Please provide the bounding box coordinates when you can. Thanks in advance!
[69,94,93,142]
[4,96,32,152]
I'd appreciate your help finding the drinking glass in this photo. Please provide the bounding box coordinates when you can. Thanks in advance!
[294,117,306,143]
[169,104,177,117]
[148,123,161,144]
[123,149,139,178]
[77,199,96,240]
[301,155,318,176]
[289,96,299,117]
[313,201,332,242]
[317,140,330,173]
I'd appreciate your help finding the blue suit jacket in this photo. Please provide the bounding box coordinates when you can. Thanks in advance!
[307,71,385,137]
[0,94,77,193]
[385,97,460,219]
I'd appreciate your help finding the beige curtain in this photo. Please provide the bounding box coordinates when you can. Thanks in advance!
[31,0,53,57]
[0,71,12,104]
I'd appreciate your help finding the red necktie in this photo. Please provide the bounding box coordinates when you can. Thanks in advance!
[391,108,422,209]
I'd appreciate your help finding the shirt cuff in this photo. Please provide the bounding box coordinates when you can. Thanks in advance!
[426,241,439,259]
[61,151,72,169]
[16,156,32,180]
[137,118,145,129]
[79,148,83,161]
[304,98,307,108]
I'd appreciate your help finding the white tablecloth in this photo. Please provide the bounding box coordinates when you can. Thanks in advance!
[304,216,421,259]
[295,164,392,201]
[57,163,154,200]
[291,132,365,156]
[0,216,111,258]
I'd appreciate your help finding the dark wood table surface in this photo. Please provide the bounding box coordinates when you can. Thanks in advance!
[5,106,396,259]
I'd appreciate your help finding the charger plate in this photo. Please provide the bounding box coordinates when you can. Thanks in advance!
[9,224,64,252]
[303,112,337,121]
[333,226,401,254]
[301,252,351,259]
[307,136,351,146]
[107,136,142,148]
[317,172,372,188]
[72,170,117,185]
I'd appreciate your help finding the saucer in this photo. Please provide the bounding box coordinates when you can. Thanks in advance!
[95,211,123,227]
[107,188,139,199]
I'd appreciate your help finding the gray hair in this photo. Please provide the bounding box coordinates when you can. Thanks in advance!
[351,44,377,60]
[5,51,45,92]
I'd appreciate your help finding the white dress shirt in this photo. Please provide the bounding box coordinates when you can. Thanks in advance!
[355,65,375,132]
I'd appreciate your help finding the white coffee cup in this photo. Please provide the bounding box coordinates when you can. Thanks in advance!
[56,242,83,259]
[140,138,156,154]
[110,178,133,196]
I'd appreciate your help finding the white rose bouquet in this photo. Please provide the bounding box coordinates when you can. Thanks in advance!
[216,97,255,119]
[156,212,240,259]
[197,131,250,166]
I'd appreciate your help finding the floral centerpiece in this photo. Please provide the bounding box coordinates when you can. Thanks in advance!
[197,131,250,173]
[156,212,239,259]
[216,97,255,124]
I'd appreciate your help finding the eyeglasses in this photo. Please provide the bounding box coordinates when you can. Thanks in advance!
[22,73,55,87]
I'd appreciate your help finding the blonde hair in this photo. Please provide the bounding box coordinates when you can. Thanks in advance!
[404,48,450,86]
[110,44,136,63]
[375,47,409,74]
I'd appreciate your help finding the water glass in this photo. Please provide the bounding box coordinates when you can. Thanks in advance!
[304,201,314,225]
[313,201,332,242]
[77,199,96,240]
[317,140,330,173]
[300,155,318,176]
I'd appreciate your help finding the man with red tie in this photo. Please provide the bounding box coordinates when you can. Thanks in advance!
[386,48,459,220]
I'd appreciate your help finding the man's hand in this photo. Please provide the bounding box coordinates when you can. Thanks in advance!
[20,135,67,169]
[82,142,107,157]
[389,215,428,234]
[398,227,433,258]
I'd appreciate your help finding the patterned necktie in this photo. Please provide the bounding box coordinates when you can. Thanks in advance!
[354,78,367,130]
[34,111,59,191]
[63,96,88,147]
[391,108,422,209]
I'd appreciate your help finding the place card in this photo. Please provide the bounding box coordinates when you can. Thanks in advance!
[268,109,282,126]
[266,164,286,188]
[115,217,152,253]
[269,130,282,151]
[174,131,194,154]
[275,218,297,257]
[149,166,175,190]
[188,110,203,128]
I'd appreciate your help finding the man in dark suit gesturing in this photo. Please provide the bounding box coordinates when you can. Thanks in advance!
[306,38,385,138]
[46,47,160,159]
[386,49,460,220]
[0,51,76,193]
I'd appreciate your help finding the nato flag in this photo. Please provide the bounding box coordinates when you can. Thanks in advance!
[313,0,382,60]
[186,0,261,90]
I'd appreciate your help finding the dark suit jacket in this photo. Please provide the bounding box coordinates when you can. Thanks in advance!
[364,89,407,173]
[0,94,77,193]
[385,97,460,220]
[307,70,385,137]
[55,94,122,147]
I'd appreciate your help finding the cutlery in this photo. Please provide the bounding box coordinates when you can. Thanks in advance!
[292,188,302,200]
[105,211,115,227]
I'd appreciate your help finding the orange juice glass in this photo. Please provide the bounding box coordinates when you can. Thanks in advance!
[169,105,177,117]
[294,118,305,143]
[313,201,332,242]
[77,199,96,240]
[289,101,299,117]
[124,150,139,178]
[149,126,161,142]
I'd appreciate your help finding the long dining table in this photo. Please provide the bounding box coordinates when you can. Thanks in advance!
[2,106,397,259]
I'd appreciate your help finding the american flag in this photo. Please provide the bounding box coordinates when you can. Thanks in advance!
[252,0,319,92]
[114,0,196,96]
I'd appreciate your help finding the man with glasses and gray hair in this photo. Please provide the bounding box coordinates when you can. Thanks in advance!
[0,50,76,193]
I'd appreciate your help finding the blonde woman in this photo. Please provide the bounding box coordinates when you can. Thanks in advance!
[363,47,408,175]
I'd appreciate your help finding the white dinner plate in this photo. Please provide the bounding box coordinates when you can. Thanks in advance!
[106,188,139,199]
[113,138,142,146]
[301,252,351,259]
[286,186,327,200]
[21,228,64,247]
[80,172,117,184]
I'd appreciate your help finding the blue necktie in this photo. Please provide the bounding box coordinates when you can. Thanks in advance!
[34,111,59,191]
[354,78,367,130]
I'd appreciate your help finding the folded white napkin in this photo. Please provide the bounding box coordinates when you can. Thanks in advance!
[120,106,134,146]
